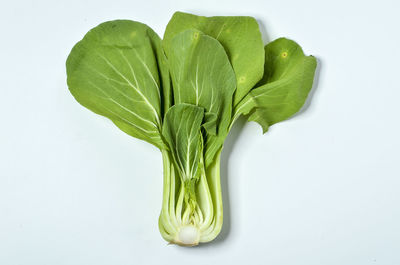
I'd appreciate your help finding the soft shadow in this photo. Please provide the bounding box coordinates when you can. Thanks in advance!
[194,117,247,249]
[175,18,320,249]
[257,19,271,44]
[292,57,323,117]
[194,19,271,249]
[216,117,246,242]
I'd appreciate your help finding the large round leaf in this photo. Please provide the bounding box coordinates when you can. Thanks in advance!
[67,20,170,149]
[163,12,264,106]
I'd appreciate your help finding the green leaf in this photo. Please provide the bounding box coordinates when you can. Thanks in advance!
[163,11,264,106]
[162,103,204,181]
[167,29,237,165]
[66,20,169,149]
[167,29,236,135]
[234,38,317,133]
[202,112,218,135]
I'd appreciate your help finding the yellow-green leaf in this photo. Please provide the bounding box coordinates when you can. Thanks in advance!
[234,38,317,133]
[163,11,264,106]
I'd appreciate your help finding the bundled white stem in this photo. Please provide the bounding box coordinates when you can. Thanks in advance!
[158,149,223,246]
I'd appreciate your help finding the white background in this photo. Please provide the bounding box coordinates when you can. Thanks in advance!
[1,0,399,264]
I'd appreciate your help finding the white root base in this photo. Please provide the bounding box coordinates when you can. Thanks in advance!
[175,225,200,246]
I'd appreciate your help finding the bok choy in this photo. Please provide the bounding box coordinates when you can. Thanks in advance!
[66,11,317,246]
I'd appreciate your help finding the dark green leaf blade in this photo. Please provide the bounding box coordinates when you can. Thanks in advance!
[163,11,264,105]
[167,29,236,166]
[162,103,204,180]
[66,20,168,149]
[234,38,317,133]
[167,29,236,136]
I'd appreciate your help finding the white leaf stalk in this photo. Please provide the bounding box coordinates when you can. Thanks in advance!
[159,149,223,246]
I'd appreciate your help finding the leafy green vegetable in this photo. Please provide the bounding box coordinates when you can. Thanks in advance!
[66,12,317,246]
